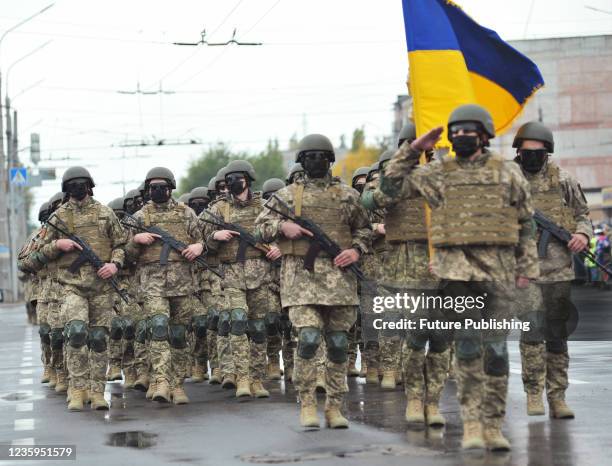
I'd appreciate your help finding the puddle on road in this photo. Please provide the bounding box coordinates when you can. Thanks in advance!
[106,431,157,449]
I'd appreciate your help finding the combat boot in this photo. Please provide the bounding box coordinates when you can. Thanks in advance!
[549,399,575,419]
[365,367,379,384]
[191,363,206,383]
[145,380,156,400]
[107,364,122,382]
[315,374,326,394]
[527,392,545,416]
[483,426,511,451]
[300,397,320,428]
[380,370,396,390]
[41,366,51,383]
[347,361,360,377]
[461,421,485,450]
[54,370,68,394]
[236,377,252,398]
[405,398,425,423]
[209,368,222,384]
[152,378,171,403]
[222,373,237,389]
[425,403,445,427]
[48,369,57,389]
[267,362,282,380]
[134,374,149,392]
[359,361,367,378]
[124,368,137,389]
[325,406,349,429]
[90,391,109,411]
[171,384,190,405]
[250,380,270,398]
[68,388,85,411]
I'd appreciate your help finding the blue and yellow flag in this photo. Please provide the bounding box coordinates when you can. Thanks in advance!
[402,0,544,144]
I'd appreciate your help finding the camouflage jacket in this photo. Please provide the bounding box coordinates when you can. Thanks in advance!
[371,145,539,282]
[125,199,203,298]
[256,173,371,307]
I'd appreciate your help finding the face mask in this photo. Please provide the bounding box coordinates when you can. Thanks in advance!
[149,184,170,204]
[302,152,330,178]
[133,197,144,211]
[353,183,365,194]
[451,135,480,158]
[226,175,247,196]
[518,149,548,174]
[67,181,89,201]
[189,200,209,215]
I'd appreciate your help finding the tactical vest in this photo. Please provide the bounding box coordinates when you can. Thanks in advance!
[139,202,193,265]
[56,204,112,268]
[278,182,352,257]
[385,196,428,242]
[430,155,520,247]
[531,163,576,231]
[216,197,264,263]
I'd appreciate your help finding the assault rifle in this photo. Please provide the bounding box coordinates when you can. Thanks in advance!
[121,213,224,279]
[46,215,129,303]
[199,210,280,265]
[263,194,367,280]
[534,209,612,275]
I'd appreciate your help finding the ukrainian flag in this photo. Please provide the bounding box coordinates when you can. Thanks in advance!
[402,0,544,144]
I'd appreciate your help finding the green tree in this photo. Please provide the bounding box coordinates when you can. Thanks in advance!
[250,139,286,191]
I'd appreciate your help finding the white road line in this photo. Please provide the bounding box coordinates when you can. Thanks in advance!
[23,349,32,353]
[11,438,35,446]
[18,379,33,386]
[20,363,32,368]
[22,356,32,362]
[14,419,34,431]
[20,369,33,375]
[16,403,33,412]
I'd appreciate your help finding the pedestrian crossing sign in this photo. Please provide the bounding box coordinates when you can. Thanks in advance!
[9,167,27,185]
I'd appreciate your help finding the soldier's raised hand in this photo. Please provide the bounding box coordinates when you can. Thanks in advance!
[133,232,161,245]
[410,126,444,152]
[213,230,239,242]
[280,221,313,240]
[56,239,82,252]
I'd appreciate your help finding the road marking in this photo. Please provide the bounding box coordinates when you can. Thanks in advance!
[20,369,33,375]
[20,363,32,368]
[14,419,34,431]
[22,357,32,362]
[11,438,35,445]
[19,379,33,386]
[23,349,32,353]
[16,403,33,412]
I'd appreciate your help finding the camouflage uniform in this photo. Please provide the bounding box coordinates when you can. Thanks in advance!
[371,144,539,435]
[518,161,591,406]
[191,267,213,380]
[256,174,371,410]
[126,199,203,392]
[29,197,127,398]
[204,193,272,390]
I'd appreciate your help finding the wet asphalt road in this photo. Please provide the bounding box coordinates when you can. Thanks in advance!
[0,286,611,466]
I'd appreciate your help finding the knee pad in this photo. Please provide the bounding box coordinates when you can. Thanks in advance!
[168,324,188,349]
[109,316,124,340]
[483,340,509,376]
[192,315,208,339]
[50,327,64,350]
[38,323,51,345]
[264,312,281,337]
[325,331,349,364]
[149,314,169,341]
[135,319,147,344]
[381,311,401,337]
[230,309,248,336]
[123,317,135,340]
[455,331,482,361]
[546,339,568,354]
[406,330,428,351]
[428,333,450,353]
[297,327,321,360]
[218,310,231,336]
[88,326,108,353]
[279,313,292,339]
[208,309,220,331]
[66,320,88,349]
[248,319,267,344]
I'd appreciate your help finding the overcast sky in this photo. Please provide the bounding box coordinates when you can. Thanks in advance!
[1,0,611,215]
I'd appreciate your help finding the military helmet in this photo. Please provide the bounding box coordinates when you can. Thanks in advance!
[107,197,124,212]
[351,166,370,185]
[512,121,554,153]
[224,160,256,182]
[398,122,417,145]
[177,193,190,204]
[286,163,304,183]
[138,182,146,195]
[216,166,229,182]
[296,134,335,163]
[378,149,395,165]
[125,188,139,201]
[49,191,64,205]
[38,202,50,221]
[145,167,176,189]
[448,104,495,138]
[208,177,217,192]
[262,178,285,195]
[61,166,95,192]
[366,161,381,181]
[189,186,209,201]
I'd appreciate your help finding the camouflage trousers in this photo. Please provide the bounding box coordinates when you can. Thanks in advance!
[109,300,142,375]
[267,333,296,372]
[191,291,210,368]
[61,286,114,393]
[46,300,65,373]
[519,281,572,401]
[36,301,52,369]
[224,286,269,382]
[289,305,356,407]
[347,313,362,367]
[131,301,149,379]
[143,295,197,386]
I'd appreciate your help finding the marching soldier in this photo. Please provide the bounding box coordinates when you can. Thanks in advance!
[256,134,370,429]
[513,121,591,419]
